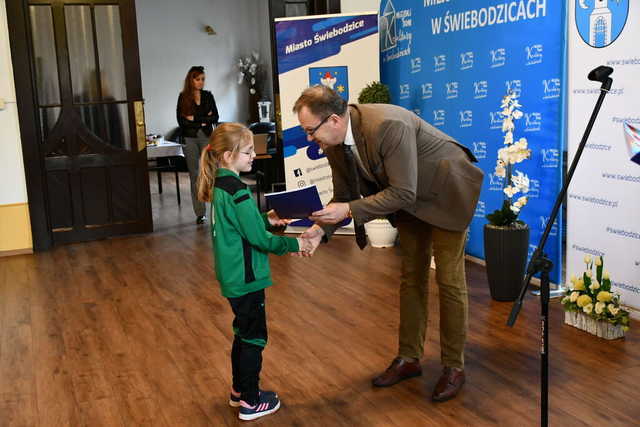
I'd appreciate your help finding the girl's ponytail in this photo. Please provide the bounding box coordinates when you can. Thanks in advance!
[197,145,217,202]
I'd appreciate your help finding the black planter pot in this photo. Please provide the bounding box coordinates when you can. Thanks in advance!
[483,224,530,301]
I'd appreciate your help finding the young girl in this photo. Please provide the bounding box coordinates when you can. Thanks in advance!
[197,123,311,421]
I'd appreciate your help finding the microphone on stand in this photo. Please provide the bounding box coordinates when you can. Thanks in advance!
[587,65,613,84]
[507,64,616,427]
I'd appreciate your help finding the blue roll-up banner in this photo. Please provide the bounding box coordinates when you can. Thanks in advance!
[380,0,566,283]
[276,13,379,230]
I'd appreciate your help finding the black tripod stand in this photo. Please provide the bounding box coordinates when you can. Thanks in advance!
[506,66,614,427]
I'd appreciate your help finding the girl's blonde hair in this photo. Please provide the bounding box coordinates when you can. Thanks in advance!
[197,122,253,202]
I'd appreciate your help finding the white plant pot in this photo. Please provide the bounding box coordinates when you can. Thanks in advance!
[364,219,398,248]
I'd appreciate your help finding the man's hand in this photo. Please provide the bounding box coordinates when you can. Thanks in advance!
[185,115,194,121]
[309,202,350,225]
[267,209,293,227]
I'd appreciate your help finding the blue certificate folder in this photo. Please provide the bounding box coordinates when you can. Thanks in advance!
[265,185,352,227]
[265,185,323,219]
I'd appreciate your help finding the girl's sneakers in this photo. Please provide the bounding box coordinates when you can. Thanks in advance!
[229,389,277,407]
[238,392,280,421]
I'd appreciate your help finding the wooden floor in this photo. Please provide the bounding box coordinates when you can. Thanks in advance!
[1,172,638,426]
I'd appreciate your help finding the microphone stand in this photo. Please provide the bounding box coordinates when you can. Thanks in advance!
[506,66,613,427]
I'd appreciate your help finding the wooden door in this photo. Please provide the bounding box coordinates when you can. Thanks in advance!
[7,0,151,250]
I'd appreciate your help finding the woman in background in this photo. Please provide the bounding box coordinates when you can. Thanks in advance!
[177,65,219,224]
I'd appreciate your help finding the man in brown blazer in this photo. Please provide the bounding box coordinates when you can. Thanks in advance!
[293,86,483,402]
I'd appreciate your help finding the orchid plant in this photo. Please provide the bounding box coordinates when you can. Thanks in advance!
[237,51,263,97]
[486,91,532,227]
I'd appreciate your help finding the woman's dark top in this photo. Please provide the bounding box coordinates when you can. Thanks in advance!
[176,89,219,138]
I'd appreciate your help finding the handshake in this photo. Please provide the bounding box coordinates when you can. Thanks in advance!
[294,225,324,256]
[267,209,325,257]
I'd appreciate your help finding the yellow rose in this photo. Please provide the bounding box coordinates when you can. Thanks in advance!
[570,291,579,302]
[595,256,602,266]
[589,281,600,291]
[577,294,592,308]
[583,303,594,314]
[597,291,613,303]
[574,279,585,291]
[608,304,620,316]
[603,270,610,280]
[595,301,606,314]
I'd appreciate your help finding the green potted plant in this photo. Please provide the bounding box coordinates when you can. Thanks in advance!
[357,81,397,248]
[357,81,391,104]
[484,91,532,301]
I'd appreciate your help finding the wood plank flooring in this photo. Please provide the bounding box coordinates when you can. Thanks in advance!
[0,172,638,426]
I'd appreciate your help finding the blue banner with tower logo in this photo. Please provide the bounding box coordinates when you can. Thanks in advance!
[380,0,567,283]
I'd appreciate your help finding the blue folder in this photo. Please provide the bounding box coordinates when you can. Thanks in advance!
[265,185,324,219]
[265,185,352,227]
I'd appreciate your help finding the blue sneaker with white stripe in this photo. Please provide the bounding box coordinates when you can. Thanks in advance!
[229,389,277,407]
[238,392,280,421]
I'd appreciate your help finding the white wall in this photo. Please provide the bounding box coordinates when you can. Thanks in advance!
[136,0,273,137]
[341,0,380,14]
[0,0,28,206]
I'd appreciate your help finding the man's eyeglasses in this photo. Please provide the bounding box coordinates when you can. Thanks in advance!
[305,115,332,136]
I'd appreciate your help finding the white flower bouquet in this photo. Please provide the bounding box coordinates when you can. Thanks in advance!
[561,256,630,332]
[237,51,263,97]
[486,91,532,227]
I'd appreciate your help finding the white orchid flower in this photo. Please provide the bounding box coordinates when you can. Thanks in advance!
[512,171,530,193]
[513,110,523,119]
[494,162,506,178]
[510,204,521,213]
[249,88,256,94]
[503,186,518,198]
[498,147,510,164]
[237,72,245,84]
